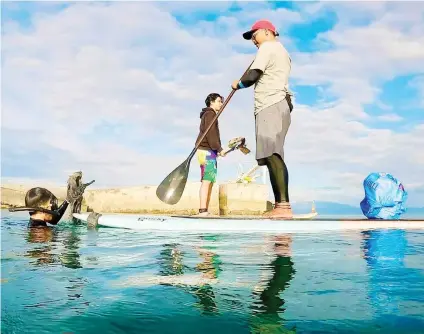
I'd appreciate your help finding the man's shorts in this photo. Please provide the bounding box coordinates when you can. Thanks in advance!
[197,149,218,183]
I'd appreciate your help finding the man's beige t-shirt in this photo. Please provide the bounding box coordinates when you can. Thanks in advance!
[250,40,292,115]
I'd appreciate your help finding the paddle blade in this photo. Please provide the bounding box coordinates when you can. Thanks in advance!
[156,159,190,205]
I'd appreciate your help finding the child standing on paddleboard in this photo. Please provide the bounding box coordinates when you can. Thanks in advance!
[195,93,227,216]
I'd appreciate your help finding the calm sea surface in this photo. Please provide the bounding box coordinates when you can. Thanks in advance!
[2,210,424,333]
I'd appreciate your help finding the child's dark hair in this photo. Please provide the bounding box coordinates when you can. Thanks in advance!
[25,187,57,211]
[205,93,223,107]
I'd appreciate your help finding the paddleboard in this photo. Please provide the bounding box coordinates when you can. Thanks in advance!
[72,212,424,233]
[172,212,318,220]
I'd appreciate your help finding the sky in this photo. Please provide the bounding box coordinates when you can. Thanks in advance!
[1,1,424,207]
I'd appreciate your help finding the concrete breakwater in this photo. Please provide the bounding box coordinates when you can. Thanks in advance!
[1,182,270,215]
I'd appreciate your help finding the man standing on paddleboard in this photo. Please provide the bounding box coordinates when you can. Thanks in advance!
[232,19,294,219]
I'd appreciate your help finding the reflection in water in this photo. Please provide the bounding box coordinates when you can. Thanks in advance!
[4,212,424,334]
[59,226,90,313]
[157,235,223,315]
[361,229,408,317]
[196,235,223,280]
[156,234,297,323]
[158,243,187,276]
[360,229,424,331]
[59,227,83,269]
[192,235,223,314]
[249,235,296,334]
[25,225,84,269]
[24,224,89,313]
[25,227,58,266]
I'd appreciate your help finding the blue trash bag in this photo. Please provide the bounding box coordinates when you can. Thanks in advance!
[360,172,408,220]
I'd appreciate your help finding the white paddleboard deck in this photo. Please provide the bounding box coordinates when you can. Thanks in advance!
[72,212,424,233]
[172,212,318,220]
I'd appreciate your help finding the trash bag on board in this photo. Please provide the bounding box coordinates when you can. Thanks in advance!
[360,172,408,220]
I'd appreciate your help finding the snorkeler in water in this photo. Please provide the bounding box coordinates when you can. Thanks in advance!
[9,180,94,227]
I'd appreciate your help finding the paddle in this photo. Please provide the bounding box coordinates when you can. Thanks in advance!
[156,62,253,205]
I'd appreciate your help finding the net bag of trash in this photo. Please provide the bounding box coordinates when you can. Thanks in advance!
[360,172,408,220]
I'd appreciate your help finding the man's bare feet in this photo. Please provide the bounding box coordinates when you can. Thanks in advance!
[263,202,293,219]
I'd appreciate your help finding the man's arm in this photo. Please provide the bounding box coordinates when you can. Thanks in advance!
[237,69,263,89]
[234,43,271,89]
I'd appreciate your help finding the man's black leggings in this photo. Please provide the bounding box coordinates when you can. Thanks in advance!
[262,154,289,203]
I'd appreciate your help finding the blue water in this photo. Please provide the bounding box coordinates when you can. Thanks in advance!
[2,210,424,333]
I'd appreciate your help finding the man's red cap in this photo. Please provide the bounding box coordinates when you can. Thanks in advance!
[242,19,279,40]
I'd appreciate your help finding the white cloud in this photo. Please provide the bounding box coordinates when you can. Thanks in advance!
[282,101,424,205]
[1,2,424,207]
[289,2,424,113]
[376,114,403,122]
[409,75,424,107]
[292,26,424,107]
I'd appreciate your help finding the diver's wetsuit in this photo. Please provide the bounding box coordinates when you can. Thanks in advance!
[28,200,69,227]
